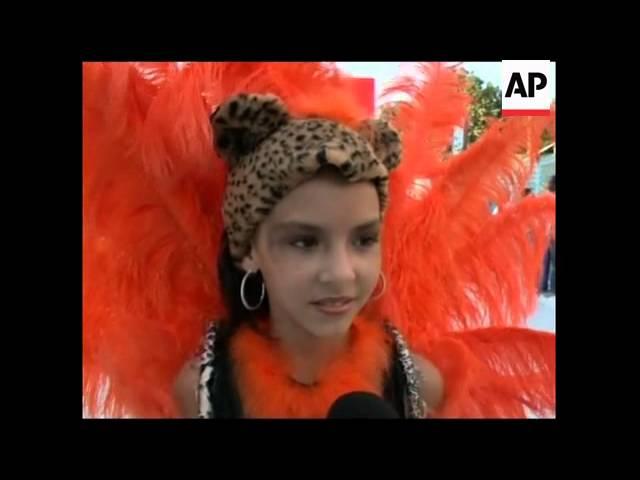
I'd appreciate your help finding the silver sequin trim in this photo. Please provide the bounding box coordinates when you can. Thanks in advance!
[385,323,427,419]
[197,323,217,419]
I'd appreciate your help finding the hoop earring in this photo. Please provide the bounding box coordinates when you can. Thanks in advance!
[240,270,265,311]
[371,272,387,301]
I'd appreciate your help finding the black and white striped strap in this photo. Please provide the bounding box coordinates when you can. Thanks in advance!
[197,324,217,419]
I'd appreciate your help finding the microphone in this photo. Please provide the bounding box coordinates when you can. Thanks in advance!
[327,392,400,418]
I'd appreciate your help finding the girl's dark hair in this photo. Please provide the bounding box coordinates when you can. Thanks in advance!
[217,232,270,334]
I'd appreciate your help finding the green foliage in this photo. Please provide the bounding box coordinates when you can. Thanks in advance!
[465,74,502,146]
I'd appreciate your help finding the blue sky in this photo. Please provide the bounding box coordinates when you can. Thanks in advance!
[336,62,556,106]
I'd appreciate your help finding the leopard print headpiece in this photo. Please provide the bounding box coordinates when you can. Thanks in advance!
[211,93,402,261]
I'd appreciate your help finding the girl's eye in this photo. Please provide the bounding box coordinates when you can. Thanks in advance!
[290,236,318,250]
[355,235,379,248]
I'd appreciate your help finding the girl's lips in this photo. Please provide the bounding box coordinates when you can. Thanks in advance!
[311,298,355,314]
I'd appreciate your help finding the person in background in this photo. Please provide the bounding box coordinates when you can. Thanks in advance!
[547,175,556,293]
[540,175,556,294]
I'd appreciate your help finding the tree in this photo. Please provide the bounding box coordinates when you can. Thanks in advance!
[465,74,502,147]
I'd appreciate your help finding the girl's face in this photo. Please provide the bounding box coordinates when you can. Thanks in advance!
[242,169,382,339]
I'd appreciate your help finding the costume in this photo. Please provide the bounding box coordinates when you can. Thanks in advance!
[198,317,426,418]
[83,62,556,418]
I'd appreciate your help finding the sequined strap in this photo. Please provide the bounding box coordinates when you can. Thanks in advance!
[197,323,218,419]
[384,322,427,419]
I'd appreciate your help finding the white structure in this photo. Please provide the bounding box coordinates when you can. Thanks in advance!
[528,143,555,193]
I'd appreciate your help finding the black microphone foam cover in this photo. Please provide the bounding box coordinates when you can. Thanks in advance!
[327,391,400,418]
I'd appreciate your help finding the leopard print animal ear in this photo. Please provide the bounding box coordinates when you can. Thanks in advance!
[357,119,402,172]
[210,93,290,167]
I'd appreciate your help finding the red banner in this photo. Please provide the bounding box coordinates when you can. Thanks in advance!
[345,77,375,117]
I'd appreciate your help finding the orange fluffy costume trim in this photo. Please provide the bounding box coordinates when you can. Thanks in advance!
[230,316,390,418]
